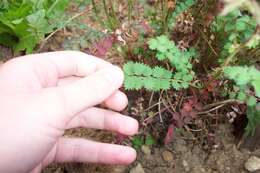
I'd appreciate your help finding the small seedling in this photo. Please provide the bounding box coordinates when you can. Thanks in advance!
[124,35,197,91]
[224,66,260,135]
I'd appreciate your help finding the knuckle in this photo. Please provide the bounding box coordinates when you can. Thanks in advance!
[52,89,73,120]
[2,58,25,71]
[104,111,121,131]
[71,143,81,162]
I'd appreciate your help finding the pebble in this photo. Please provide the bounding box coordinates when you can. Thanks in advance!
[162,150,174,162]
[130,163,145,173]
[245,156,260,172]
[141,145,151,155]
[174,139,188,152]
[182,159,190,172]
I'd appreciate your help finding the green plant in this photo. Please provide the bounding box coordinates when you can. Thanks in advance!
[124,35,197,91]
[144,0,196,34]
[168,0,196,28]
[145,134,155,146]
[0,0,69,54]
[131,134,155,149]
[224,66,260,135]
[91,0,119,31]
[212,9,258,64]
[132,136,143,150]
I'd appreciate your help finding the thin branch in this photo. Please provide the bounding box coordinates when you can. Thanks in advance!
[202,99,237,110]
[158,91,164,123]
[196,104,225,115]
[38,8,92,51]
[197,25,218,56]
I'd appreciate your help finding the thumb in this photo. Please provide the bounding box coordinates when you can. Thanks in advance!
[43,66,124,120]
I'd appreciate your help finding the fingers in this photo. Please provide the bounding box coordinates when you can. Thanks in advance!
[43,66,124,119]
[67,108,139,136]
[58,77,128,111]
[5,51,113,87]
[103,91,128,111]
[58,76,79,86]
[53,138,136,164]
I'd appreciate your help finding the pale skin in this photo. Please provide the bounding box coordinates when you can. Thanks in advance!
[0,51,139,173]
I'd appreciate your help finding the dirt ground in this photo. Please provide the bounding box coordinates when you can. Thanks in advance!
[41,105,257,173]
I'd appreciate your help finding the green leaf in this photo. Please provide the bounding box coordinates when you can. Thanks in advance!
[0,33,17,46]
[152,66,172,79]
[156,52,167,60]
[124,62,173,91]
[46,0,69,19]
[172,80,182,90]
[252,80,260,97]
[26,9,51,36]
[133,63,153,76]
[247,96,257,107]
[15,33,38,54]
[148,38,158,50]
[159,79,171,90]
[245,106,260,136]
[236,20,247,31]
[145,135,155,146]
[237,91,247,101]
[124,76,143,90]
[0,0,69,53]
[181,82,189,89]
[132,136,143,149]
[229,92,237,99]
[125,35,196,91]
[123,61,135,75]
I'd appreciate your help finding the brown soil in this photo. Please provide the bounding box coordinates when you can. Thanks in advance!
[41,106,257,173]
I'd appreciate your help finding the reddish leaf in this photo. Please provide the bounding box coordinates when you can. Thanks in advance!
[180,97,199,122]
[205,13,215,26]
[182,97,198,112]
[216,0,225,13]
[172,112,184,128]
[180,109,195,123]
[200,89,210,101]
[194,102,203,111]
[94,35,116,58]
[164,124,175,145]
[183,102,193,112]
[140,20,154,35]
[206,80,218,92]
[114,133,128,144]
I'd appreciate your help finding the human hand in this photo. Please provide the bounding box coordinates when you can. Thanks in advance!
[0,51,139,173]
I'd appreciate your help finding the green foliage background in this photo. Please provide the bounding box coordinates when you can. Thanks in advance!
[0,0,69,54]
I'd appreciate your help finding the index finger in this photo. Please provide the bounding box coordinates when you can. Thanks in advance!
[13,51,113,87]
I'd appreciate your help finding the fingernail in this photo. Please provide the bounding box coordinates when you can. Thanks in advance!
[104,66,124,86]
[117,147,137,164]
[122,118,139,135]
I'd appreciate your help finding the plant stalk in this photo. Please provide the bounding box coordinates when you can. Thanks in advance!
[127,0,133,24]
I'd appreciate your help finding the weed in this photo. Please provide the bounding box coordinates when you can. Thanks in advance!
[0,0,69,54]
[168,0,196,28]
[131,134,155,150]
[212,9,258,64]
[124,35,197,91]
[224,66,260,135]
[213,1,260,135]
[91,0,120,31]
